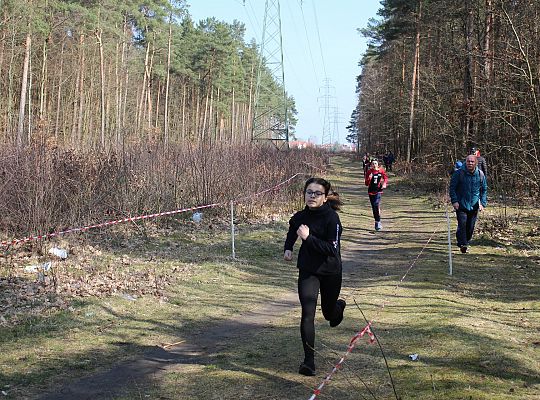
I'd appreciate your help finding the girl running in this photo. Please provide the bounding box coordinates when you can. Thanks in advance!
[365,159,388,231]
[283,177,346,376]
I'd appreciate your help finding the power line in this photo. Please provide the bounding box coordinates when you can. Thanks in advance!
[296,1,320,86]
[242,0,263,40]
[310,0,327,80]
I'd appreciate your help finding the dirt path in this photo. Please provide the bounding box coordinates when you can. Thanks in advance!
[39,293,299,400]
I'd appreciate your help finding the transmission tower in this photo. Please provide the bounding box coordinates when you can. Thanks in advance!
[332,106,344,145]
[319,78,336,146]
[252,0,289,149]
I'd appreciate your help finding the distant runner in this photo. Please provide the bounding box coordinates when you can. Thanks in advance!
[365,159,388,231]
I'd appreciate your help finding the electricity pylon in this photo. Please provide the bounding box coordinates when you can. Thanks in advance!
[252,0,289,149]
[319,78,336,146]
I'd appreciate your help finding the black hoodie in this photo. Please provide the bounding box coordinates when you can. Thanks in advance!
[284,202,342,275]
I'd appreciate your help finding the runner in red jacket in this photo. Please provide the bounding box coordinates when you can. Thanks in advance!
[364,159,388,231]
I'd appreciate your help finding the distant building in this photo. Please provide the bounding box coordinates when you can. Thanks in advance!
[289,140,353,152]
[339,143,355,152]
[315,143,355,152]
[289,140,314,149]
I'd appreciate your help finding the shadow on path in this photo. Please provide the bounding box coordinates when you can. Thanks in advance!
[39,293,298,400]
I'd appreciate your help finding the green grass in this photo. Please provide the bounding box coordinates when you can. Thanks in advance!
[1,156,539,399]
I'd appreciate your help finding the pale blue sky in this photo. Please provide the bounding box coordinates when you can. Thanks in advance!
[187,0,382,144]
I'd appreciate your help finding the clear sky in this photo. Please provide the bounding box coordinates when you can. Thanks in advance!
[186,0,382,145]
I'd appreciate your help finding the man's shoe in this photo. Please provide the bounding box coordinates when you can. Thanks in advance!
[375,221,382,231]
[299,362,316,376]
[460,246,468,253]
[329,299,346,327]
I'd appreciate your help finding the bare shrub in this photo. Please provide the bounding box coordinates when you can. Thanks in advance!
[0,142,328,242]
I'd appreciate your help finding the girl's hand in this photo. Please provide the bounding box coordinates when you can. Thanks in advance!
[297,224,309,240]
[284,250,293,261]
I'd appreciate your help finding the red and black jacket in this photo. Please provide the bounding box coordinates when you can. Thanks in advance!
[365,167,388,195]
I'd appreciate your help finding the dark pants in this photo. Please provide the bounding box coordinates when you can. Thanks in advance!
[455,208,478,247]
[369,193,381,222]
[298,271,342,365]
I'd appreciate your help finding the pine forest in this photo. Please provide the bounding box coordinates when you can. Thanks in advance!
[352,0,540,193]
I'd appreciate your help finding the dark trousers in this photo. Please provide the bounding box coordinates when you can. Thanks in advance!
[369,193,382,222]
[298,271,342,365]
[455,208,478,247]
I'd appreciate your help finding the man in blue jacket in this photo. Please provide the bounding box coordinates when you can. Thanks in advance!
[449,154,488,253]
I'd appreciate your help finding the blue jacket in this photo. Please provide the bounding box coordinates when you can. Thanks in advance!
[449,166,487,211]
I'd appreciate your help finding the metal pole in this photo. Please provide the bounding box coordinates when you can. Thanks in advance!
[446,207,453,275]
[230,201,236,259]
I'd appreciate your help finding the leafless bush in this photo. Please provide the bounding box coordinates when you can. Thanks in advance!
[0,142,328,242]
[396,159,449,194]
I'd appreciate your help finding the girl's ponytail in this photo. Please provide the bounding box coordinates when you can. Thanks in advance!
[326,191,343,211]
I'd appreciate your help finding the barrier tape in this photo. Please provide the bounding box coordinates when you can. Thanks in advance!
[0,203,220,247]
[308,228,438,399]
[0,173,306,248]
[308,323,375,400]
[236,173,302,202]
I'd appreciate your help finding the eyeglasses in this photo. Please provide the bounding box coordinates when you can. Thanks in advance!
[306,190,324,197]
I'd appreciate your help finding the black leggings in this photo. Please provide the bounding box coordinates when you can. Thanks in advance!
[298,270,342,364]
[369,193,381,222]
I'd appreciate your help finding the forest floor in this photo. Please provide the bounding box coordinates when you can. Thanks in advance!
[1,156,539,399]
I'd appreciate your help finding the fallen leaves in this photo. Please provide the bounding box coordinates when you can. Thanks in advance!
[0,245,176,327]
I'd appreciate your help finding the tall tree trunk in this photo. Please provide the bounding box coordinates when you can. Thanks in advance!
[231,86,235,141]
[0,11,6,85]
[116,19,128,148]
[146,42,155,131]
[194,82,200,141]
[181,82,187,141]
[114,41,121,147]
[136,37,150,133]
[54,38,66,140]
[17,32,31,147]
[154,80,161,129]
[95,28,106,147]
[406,1,422,163]
[201,84,210,142]
[462,0,474,147]
[247,61,255,142]
[484,0,494,82]
[164,13,172,146]
[27,37,33,142]
[122,61,130,142]
[39,36,49,120]
[6,27,17,141]
[76,34,86,146]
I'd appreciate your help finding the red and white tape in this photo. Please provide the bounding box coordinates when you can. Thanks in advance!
[0,173,306,248]
[0,203,220,247]
[308,228,438,399]
[308,323,375,400]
